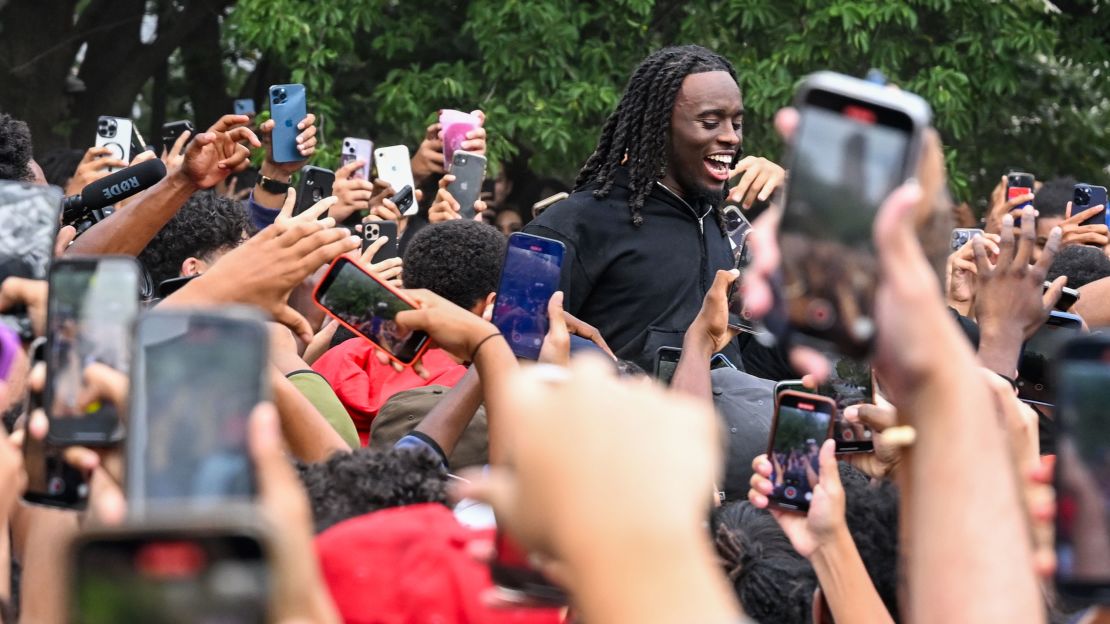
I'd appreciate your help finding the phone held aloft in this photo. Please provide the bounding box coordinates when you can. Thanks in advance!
[778,71,931,358]
[447,150,487,219]
[268,83,307,164]
[767,390,836,513]
[490,233,566,360]
[293,165,335,217]
[362,221,399,265]
[1053,334,1110,603]
[313,257,431,366]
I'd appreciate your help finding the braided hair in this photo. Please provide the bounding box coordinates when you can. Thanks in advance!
[576,45,739,227]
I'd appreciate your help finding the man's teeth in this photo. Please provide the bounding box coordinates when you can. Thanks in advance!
[707,155,731,165]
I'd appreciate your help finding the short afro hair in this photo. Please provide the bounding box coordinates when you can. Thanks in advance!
[402,220,505,310]
[0,113,34,182]
[840,463,901,619]
[37,148,84,188]
[1033,177,1078,219]
[138,190,251,287]
[1047,244,1110,289]
[296,447,448,533]
[712,501,817,623]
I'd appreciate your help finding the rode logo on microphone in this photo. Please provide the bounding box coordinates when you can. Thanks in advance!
[101,176,140,201]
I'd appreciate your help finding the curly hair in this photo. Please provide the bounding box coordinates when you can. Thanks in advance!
[402,219,506,310]
[1048,243,1110,289]
[575,45,738,228]
[296,446,448,533]
[840,463,901,620]
[137,190,251,287]
[0,113,34,182]
[712,501,817,623]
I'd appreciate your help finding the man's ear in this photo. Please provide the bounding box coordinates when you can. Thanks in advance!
[180,257,206,277]
[473,291,497,321]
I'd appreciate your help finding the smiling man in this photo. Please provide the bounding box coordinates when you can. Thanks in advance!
[525,45,784,371]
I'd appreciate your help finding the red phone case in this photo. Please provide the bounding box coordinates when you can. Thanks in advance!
[312,256,430,367]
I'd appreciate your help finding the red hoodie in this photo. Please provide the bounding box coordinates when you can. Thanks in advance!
[313,338,467,445]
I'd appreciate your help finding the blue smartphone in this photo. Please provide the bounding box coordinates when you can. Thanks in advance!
[491,233,566,360]
[233,98,255,116]
[268,84,306,163]
[1072,183,1108,228]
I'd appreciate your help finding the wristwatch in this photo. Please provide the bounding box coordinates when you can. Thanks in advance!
[258,174,291,194]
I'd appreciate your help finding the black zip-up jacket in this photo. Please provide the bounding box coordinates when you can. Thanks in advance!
[524,168,742,372]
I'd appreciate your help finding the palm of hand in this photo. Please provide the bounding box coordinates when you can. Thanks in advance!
[772,482,839,559]
[184,140,234,189]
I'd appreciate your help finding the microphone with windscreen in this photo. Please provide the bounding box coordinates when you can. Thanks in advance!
[62,159,166,228]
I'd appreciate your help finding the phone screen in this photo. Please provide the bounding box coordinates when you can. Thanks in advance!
[127,312,267,511]
[314,257,429,364]
[654,347,682,385]
[1054,355,1110,599]
[0,182,61,282]
[45,259,138,445]
[1018,313,1083,406]
[768,392,834,512]
[491,233,566,360]
[23,432,88,510]
[780,90,916,354]
[72,533,268,623]
[818,353,874,452]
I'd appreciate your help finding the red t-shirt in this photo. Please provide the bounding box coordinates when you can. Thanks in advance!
[313,338,467,445]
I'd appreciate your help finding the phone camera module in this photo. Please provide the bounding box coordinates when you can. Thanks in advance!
[368,224,379,237]
[1076,186,1091,205]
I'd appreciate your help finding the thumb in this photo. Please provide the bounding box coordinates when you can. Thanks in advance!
[818,438,839,487]
[248,402,293,494]
[336,159,362,180]
[274,304,313,345]
[192,132,217,147]
[54,225,77,257]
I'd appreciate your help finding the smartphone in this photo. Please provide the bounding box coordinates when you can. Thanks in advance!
[950,227,984,252]
[820,353,874,453]
[268,83,307,163]
[766,390,836,512]
[439,109,480,167]
[388,185,414,216]
[127,309,269,514]
[313,257,431,366]
[1072,183,1108,228]
[0,182,62,339]
[43,257,140,446]
[532,192,568,220]
[1052,281,1080,312]
[361,221,399,265]
[94,116,133,173]
[774,379,807,399]
[1017,310,1084,407]
[654,346,682,384]
[711,352,737,370]
[374,145,417,217]
[69,520,270,623]
[1053,334,1110,602]
[447,151,487,219]
[293,165,334,217]
[160,120,194,154]
[233,98,256,116]
[23,433,90,510]
[1007,172,1035,213]
[489,529,568,607]
[491,233,566,360]
[340,137,373,180]
[779,72,931,357]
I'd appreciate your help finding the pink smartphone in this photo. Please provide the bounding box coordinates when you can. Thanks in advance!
[439,109,480,168]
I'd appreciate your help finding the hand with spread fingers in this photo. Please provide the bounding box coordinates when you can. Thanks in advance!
[180,114,262,189]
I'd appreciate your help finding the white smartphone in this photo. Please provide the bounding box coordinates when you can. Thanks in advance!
[341,137,373,180]
[374,145,417,217]
[95,116,133,173]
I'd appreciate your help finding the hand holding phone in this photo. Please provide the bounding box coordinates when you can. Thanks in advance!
[95,116,134,174]
[1071,183,1108,229]
[361,221,399,265]
[374,146,417,217]
[1007,172,1035,213]
[340,137,373,180]
[446,151,487,218]
[293,166,335,217]
[439,109,481,166]
[765,390,836,512]
[491,233,566,360]
[268,84,307,163]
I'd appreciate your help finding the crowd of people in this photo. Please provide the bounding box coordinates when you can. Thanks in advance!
[0,42,1107,623]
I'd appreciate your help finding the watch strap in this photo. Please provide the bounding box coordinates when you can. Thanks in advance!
[259,175,291,194]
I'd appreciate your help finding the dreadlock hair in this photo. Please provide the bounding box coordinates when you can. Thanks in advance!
[575,45,738,228]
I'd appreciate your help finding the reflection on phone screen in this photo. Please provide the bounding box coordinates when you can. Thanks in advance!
[318,259,426,362]
[492,237,563,360]
[1054,362,1110,589]
[74,535,268,623]
[770,399,832,510]
[0,183,61,282]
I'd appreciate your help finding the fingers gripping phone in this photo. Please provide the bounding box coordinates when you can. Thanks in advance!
[341,137,374,180]
[126,310,269,515]
[95,116,133,173]
[491,233,566,360]
[23,345,90,510]
[160,121,194,154]
[1053,334,1110,602]
[44,257,140,446]
[767,390,836,512]
[819,353,875,453]
[361,221,399,265]
[1007,172,1035,213]
[293,165,335,217]
[447,151,487,219]
[268,83,307,164]
[779,72,931,357]
[1072,183,1108,228]
[313,257,431,366]
[0,182,62,340]
[374,145,418,217]
[951,227,984,251]
[69,519,271,622]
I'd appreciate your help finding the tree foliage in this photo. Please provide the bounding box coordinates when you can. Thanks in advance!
[3,0,1108,207]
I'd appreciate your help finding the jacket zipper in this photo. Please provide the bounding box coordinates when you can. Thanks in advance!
[655,182,712,293]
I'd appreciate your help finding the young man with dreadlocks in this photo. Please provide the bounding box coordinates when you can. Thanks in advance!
[525,45,785,371]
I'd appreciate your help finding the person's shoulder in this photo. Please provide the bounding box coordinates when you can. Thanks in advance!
[526,187,620,236]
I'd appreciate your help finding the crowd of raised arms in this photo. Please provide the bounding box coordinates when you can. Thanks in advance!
[0,43,1108,624]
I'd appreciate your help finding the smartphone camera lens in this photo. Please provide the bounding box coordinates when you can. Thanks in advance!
[1076,186,1091,205]
[368,224,379,237]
